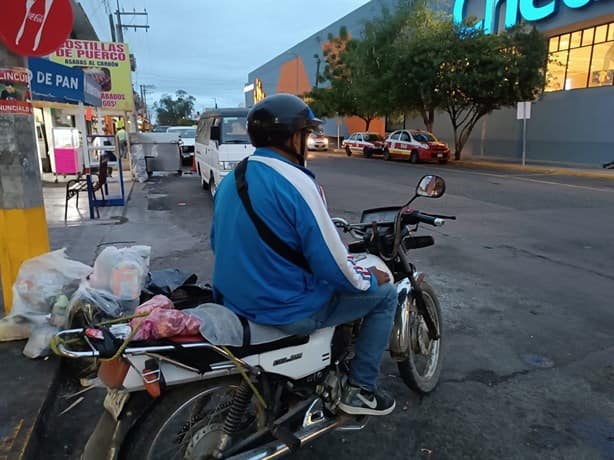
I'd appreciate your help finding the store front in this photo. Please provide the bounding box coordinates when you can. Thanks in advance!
[246,0,614,166]
[28,57,102,179]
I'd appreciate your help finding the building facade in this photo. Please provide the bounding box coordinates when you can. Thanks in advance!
[245,0,614,166]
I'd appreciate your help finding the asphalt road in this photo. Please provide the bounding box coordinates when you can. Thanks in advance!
[41,153,614,459]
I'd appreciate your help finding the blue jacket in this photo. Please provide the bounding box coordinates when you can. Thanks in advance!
[211,148,377,325]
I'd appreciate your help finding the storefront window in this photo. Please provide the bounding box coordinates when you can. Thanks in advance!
[582,27,595,47]
[547,51,568,91]
[594,25,607,43]
[545,22,614,92]
[589,42,614,87]
[570,31,582,49]
[566,47,592,89]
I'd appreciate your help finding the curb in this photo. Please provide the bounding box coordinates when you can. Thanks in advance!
[0,343,61,460]
[454,160,614,180]
[23,358,62,460]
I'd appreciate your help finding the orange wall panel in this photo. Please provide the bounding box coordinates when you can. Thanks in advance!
[276,57,312,96]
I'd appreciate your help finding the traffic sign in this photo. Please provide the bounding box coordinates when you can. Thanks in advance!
[0,0,73,57]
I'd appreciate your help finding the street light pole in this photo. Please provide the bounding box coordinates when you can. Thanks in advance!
[313,54,321,88]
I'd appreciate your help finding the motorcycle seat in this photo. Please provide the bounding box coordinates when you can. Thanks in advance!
[185,303,299,347]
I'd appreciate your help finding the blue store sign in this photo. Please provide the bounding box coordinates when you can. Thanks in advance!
[28,57,101,106]
[453,0,601,34]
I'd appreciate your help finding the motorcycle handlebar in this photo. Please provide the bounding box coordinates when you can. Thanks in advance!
[406,210,445,227]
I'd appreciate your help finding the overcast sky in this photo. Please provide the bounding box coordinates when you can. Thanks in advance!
[80,0,370,113]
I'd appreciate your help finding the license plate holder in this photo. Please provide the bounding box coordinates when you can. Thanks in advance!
[437,153,443,158]
[104,389,130,421]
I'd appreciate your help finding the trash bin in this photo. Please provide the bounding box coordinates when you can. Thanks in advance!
[129,133,182,175]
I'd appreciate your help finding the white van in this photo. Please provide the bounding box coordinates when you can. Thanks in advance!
[195,108,254,197]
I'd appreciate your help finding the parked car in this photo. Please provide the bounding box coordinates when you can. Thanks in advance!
[167,126,197,164]
[194,108,254,198]
[384,129,450,164]
[307,132,329,151]
[342,132,386,157]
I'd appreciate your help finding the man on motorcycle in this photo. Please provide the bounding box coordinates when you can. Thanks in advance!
[211,94,397,416]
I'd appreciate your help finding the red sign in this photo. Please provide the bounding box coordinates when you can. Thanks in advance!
[0,0,73,57]
[0,68,32,115]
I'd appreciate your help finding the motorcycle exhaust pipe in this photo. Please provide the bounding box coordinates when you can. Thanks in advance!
[227,415,350,460]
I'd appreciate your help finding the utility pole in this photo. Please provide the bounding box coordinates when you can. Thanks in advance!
[0,43,50,312]
[139,84,155,124]
[113,0,150,43]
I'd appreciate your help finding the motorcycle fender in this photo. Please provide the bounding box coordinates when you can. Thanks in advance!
[411,273,440,340]
[82,392,154,460]
[389,277,412,361]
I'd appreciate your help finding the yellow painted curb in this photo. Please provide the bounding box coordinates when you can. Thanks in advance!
[0,207,50,313]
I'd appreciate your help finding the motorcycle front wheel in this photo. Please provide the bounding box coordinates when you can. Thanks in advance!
[120,377,263,460]
[398,282,443,394]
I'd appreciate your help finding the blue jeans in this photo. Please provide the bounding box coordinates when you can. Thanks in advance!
[278,283,397,391]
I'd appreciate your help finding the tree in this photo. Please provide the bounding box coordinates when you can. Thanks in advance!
[306,27,384,131]
[389,1,450,132]
[436,24,548,159]
[153,90,196,125]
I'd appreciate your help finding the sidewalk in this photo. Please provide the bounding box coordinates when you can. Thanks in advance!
[0,169,210,459]
[0,177,143,460]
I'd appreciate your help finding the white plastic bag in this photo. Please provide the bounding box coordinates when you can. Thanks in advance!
[0,249,92,341]
[89,245,151,312]
[90,246,151,305]
[130,144,149,183]
[23,323,59,358]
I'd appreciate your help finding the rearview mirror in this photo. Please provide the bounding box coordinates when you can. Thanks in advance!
[416,175,446,198]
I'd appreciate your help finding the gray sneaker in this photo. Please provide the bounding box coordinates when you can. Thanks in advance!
[338,384,396,416]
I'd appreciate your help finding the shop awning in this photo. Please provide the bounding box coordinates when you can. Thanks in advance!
[28,57,102,107]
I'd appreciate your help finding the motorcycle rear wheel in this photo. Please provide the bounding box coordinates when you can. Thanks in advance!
[398,282,443,394]
[120,377,263,460]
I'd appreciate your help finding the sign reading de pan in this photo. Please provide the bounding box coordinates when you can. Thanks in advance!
[453,0,601,34]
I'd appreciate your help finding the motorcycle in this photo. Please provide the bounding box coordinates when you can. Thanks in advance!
[56,174,454,460]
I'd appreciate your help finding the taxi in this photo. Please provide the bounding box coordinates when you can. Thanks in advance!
[384,129,450,164]
[342,132,386,157]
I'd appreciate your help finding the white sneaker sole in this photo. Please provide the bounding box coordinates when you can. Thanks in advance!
[338,400,396,416]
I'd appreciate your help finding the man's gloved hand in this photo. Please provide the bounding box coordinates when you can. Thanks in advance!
[368,266,391,285]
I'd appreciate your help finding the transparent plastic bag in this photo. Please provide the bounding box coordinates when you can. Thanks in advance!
[89,246,151,312]
[0,249,92,341]
[68,281,123,319]
[130,144,149,182]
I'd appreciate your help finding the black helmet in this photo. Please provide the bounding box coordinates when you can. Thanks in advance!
[247,94,321,149]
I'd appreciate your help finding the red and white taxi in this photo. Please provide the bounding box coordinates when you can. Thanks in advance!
[384,129,450,164]
[342,132,386,158]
